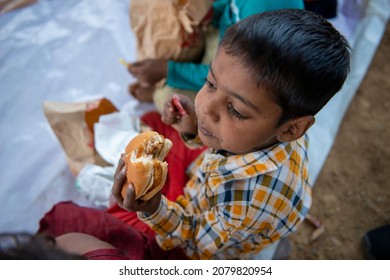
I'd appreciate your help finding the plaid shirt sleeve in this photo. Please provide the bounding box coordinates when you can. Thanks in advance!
[139,194,238,259]
[139,135,312,260]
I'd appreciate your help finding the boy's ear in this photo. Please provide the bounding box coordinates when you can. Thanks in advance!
[276,116,315,142]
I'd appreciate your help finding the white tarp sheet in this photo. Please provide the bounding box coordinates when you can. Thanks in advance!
[0,0,389,234]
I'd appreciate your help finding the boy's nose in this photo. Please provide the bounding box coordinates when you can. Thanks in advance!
[203,95,220,123]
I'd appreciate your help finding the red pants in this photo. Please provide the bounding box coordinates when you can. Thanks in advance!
[38,112,205,259]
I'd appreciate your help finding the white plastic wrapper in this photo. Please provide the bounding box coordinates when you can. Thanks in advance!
[75,164,116,209]
[94,111,141,166]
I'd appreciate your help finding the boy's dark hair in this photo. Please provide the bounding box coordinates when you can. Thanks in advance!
[220,9,350,125]
[0,233,84,260]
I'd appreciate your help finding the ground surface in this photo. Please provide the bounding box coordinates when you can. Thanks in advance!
[288,23,390,259]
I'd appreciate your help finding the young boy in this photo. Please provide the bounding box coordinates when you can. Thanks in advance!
[113,8,351,260]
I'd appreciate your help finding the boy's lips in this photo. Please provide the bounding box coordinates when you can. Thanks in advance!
[198,121,216,138]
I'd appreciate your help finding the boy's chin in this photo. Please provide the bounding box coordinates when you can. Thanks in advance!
[199,135,236,155]
[198,133,219,150]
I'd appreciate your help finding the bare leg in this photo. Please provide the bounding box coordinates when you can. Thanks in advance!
[56,232,116,256]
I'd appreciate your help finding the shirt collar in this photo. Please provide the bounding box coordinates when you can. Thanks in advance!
[201,141,295,181]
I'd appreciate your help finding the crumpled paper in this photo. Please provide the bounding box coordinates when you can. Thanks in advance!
[0,0,38,15]
[130,0,212,61]
[43,99,112,176]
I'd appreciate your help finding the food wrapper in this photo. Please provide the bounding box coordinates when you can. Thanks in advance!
[129,0,213,62]
[75,164,116,209]
[0,0,38,15]
[43,98,118,176]
[94,111,141,165]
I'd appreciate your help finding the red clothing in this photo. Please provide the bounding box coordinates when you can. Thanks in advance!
[38,112,205,259]
[83,249,130,260]
[39,201,188,259]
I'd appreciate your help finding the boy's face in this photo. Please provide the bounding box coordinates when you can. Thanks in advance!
[195,47,284,154]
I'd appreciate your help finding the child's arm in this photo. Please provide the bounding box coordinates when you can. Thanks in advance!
[138,194,241,260]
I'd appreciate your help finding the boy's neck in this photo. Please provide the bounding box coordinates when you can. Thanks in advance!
[215,140,283,157]
[216,149,233,157]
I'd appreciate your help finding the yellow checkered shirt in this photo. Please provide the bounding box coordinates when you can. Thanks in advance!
[139,135,312,259]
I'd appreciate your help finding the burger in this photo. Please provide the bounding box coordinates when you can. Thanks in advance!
[121,131,172,200]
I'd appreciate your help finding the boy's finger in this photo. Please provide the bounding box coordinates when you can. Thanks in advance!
[114,154,125,178]
[123,184,137,211]
[112,166,126,201]
[128,83,140,98]
[161,102,178,124]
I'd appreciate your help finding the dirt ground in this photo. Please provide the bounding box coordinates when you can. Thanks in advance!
[288,23,390,259]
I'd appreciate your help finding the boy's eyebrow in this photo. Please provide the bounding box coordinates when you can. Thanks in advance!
[228,90,259,112]
[209,63,259,112]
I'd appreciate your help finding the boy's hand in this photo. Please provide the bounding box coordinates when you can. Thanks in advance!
[128,59,168,87]
[111,154,161,216]
[161,94,198,135]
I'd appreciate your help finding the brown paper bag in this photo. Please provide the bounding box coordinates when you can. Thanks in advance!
[0,0,38,15]
[43,98,118,176]
[130,0,213,62]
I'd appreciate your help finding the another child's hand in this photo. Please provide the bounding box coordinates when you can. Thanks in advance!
[111,154,161,216]
[161,94,198,135]
[128,59,168,87]
[128,82,155,103]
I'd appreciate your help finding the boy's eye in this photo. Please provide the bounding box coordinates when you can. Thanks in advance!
[205,78,217,90]
[227,102,246,120]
